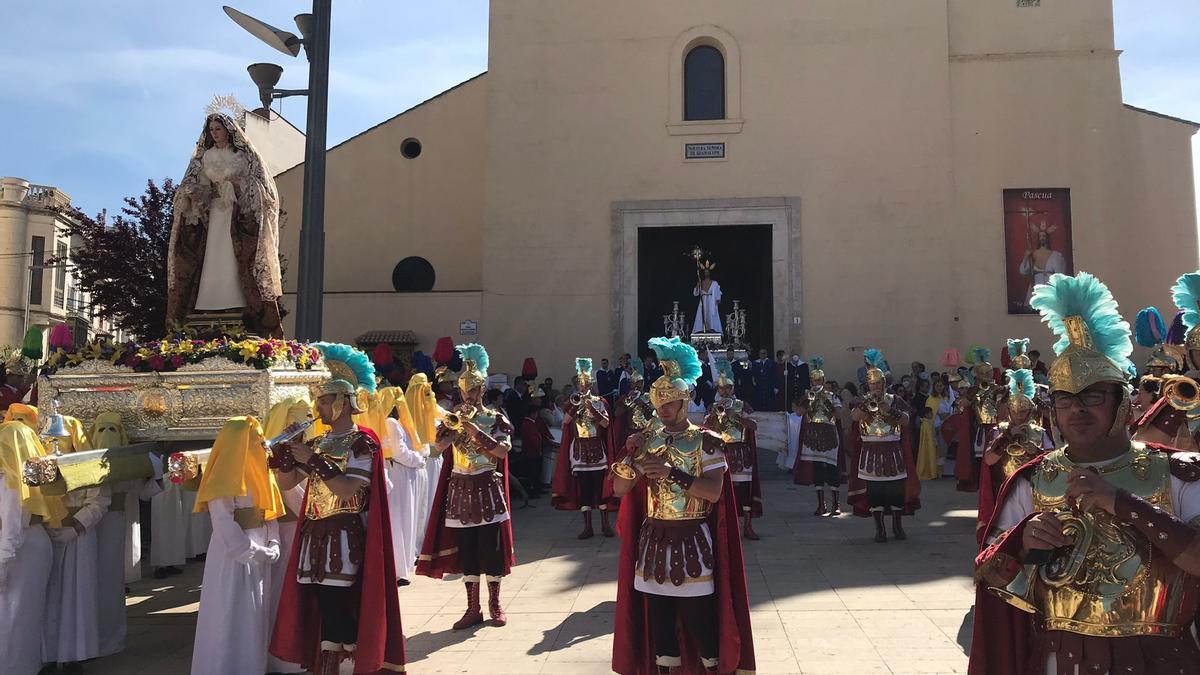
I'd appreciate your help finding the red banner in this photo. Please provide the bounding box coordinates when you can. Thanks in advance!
[1003,188,1074,314]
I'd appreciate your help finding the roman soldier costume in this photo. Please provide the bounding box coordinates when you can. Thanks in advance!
[976,365,1051,545]
[612,337,754,675]
[971,271,1200,675]
[1133,286,1200,451]
[954,347,1004,492]
[793,356,845,516]
[552,357,616,538]
[417,343,516,630]
[847,349,920,543]
[269,343,405,675]
[707,358,761,540]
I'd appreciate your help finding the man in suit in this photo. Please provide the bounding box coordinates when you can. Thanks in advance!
[752,349,776,411]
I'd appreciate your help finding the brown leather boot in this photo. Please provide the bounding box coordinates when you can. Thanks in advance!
[813,490,827,516]
[487,578,508,627]
[600,508,614,537]
[873,511,887,543]
[578,510,595,539]
[452,579,484,630]
[743,511,759,540]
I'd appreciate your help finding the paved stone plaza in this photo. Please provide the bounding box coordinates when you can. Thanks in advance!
[95,464,977,674]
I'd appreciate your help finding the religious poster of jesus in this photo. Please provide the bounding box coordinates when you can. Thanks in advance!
[1003,188,1074,314]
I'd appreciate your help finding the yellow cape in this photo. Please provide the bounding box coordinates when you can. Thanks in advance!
[405,373,439,446]
[194,416,285,521]
[264,396,319,442]
[52,416,88,454]
[3,403,38,431]
[85,412,129,451]
[0,421,67,526]
[354,387,420,459]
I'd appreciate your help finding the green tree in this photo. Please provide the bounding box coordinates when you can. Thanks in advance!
[61,179,175,340]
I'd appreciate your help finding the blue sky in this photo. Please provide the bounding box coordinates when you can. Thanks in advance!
[1,1,1197,219]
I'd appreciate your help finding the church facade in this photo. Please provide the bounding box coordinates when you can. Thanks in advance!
[276,0,1198,381]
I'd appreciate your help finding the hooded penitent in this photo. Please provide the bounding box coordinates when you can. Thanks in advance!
[0,420,67,526]
[193,416,285,521]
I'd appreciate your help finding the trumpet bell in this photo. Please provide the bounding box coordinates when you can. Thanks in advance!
[1162,375,1200,412]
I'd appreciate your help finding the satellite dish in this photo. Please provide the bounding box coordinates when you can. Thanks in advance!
[223,6,302,57]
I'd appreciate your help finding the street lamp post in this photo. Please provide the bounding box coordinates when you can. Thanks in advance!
[224,2,331,341]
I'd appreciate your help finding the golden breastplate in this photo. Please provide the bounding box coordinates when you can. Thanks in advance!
[452,407,500,474]
[1015,445,1199,637]
[974,386,999,425]
[714,398,745,444]
[644,426,713,521]
[807,389,837,425]
[304,433,368,520]
[998,423,1047,480]
[573,395,602,439]
[860,406,901,438]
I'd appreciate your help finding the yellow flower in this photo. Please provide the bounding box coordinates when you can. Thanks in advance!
[239,342,259,360]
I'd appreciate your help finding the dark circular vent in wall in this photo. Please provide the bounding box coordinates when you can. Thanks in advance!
[392,256,435,292]
[400,138,422,159]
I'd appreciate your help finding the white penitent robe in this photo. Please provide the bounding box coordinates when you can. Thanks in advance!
[265,484,305,675]
[0,475,54,675]
[383,417,426,581]
[190,496,280,675]
[95,479,157,658]
[150,481,211,567]
[43,486,111,664]
[779,412,803,471]
[692,279,723,334]
[418,450,443,554]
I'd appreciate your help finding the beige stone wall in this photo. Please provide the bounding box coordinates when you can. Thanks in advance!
[243,109,306,178]
[276,74,488,337]
[293,290,482,356]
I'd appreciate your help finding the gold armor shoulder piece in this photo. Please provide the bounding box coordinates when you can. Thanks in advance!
[699,428,724,455]
[350,430,380,458]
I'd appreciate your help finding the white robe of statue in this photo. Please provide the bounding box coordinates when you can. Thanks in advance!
[43,486,111,664]
[692,279,723,334]
[265,484,305,674]
[383,417,427,582]
[190,495,280,675]
[150,481,211,568]
[0,473,54,675]
[1019,249,1066,306]
[193,146,249,311]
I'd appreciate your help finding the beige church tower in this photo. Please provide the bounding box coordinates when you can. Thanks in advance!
[277,0,1197,382]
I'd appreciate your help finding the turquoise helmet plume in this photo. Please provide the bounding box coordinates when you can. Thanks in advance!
[1007,338,1030,369]
[1030,271,1132,394]
[808,356,826,382]
[863,348,887,384]
[456,343,490,391]
[714,358,735,388]
[648,336,701,408]
[629,356,645,382]
[1135,307,1166,348]
[1005,368,1036,414]
[970,347,992,379]
[1171,272,1200,353]
[314,342,377,395]
[574,357,593,386]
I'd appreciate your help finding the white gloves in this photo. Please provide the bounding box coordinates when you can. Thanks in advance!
[236,541,281,565]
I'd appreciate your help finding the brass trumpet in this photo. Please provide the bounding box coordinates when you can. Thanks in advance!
[1161,375,1200,412]
[442,404,477,432]
[865,393,880,413]
[569,393,584,407]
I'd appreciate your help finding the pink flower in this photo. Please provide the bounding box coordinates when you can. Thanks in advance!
[259,342,275,357]
[147,355,166,371]
[170,355,186,369]
[127,355,143,368]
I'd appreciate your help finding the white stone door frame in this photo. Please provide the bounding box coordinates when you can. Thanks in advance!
[610,196,802,357]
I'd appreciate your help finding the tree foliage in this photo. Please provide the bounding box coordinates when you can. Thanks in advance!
[61,179,175,340]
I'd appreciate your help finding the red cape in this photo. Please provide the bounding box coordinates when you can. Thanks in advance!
[943,410,978,491]
[269,426,406,673]
[846,421,921,517]
[733,427,763,518]
[792,416,845,486]
[612,472,755,675]
[552,399,617,511]
[416,448,516,578]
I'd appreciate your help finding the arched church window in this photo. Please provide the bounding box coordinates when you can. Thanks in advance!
[684,45,725,121]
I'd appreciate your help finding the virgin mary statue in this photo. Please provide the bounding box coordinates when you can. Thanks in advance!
[166,113,283,337]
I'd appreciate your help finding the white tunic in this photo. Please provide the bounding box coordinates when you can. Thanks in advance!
[150,481,211,567]
[194,146,249,310]
[383,418,426,581]
[778,412,802,471]
[190,495,280,675]
[43,486,111,664]
[417,452,442,554]
[692,279,723,334]
[0,475,54,675]
[265,485,305,675]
